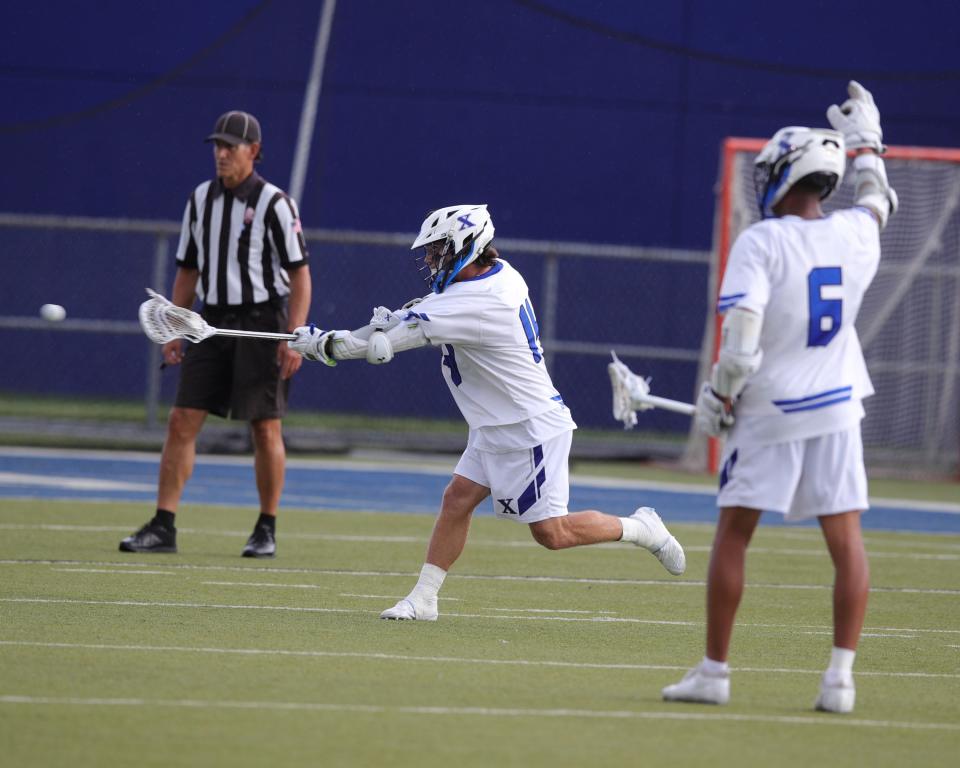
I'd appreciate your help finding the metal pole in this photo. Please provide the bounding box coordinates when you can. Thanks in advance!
[289,0,338,206]
[145,235,170,428]
[541,251,559,374]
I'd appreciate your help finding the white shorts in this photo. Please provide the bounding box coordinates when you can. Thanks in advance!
[454,430,572,524]
[716,426,868,521]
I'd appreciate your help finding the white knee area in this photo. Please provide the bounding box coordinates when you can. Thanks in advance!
[712,307,763,399]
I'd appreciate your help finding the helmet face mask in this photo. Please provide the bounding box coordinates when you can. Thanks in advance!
[754,127,846,218]
[414,239,455,291]
[411,204,495,293]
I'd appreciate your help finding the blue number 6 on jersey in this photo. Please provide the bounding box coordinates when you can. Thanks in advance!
[807,267,842,347]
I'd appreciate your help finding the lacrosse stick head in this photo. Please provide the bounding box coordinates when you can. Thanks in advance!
[608,351,654,430]
[138,288,214,344]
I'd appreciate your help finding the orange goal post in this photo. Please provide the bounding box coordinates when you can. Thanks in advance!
[691,139,960,478]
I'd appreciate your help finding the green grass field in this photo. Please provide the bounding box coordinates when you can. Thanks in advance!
[1,497,958,767]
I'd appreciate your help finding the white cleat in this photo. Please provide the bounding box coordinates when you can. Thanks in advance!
[662,663,730,705]
[379,597,438,621]
[631,507,686,576]
[815,673,855,713]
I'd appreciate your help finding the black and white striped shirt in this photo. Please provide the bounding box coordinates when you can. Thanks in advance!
[175,172,309,307]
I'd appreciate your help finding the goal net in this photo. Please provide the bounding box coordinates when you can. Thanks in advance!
[688,139,960,478]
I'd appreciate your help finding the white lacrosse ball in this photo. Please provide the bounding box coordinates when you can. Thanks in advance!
[366,330,394,365]
[40,304,67,322]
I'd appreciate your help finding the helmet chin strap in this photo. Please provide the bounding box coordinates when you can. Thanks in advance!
[432,241,477,294]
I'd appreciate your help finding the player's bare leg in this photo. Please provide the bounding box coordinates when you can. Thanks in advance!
[814,510,869,712]
[244,418,285,557]
[663,506,759,704]
[529,507,685,575]
[528,511,620,549]
[251,418,285,517]
[706,506,762,661]
[156,406,207,512]
[381,474,489,620]
[818,510,869,649]
[120,406,205,553]
[425,474,490,570]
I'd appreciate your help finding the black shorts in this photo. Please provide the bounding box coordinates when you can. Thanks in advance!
[174,301,290,421]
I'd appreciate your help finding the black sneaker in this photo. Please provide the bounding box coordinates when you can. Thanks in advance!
[242,524,276,558]
[119,520,177,553]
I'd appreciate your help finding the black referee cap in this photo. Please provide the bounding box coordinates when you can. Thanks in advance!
[205,111,262,147]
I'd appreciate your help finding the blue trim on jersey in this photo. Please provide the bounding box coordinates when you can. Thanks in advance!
[403,310,430,322]
[461,261,503,282]
[551,395,564,405]
[717,292,746,313]
[778,395,853,413]
[518,301,542,363]
[773,385,853,413]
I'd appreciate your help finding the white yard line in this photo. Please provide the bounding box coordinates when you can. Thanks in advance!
[2,558,959,595]
[0,640,957,680]
[52,568,176,576]
[0,472,154,492]
[0,692,955,730]
[339,593,463,602]
[3,597,958,637]
[4,523,959,561]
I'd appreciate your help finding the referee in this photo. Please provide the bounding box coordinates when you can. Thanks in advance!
[120,110,312,558]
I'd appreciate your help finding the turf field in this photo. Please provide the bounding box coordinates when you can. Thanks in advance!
[1,477,958,766]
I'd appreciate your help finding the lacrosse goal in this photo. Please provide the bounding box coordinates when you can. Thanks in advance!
[688,139,960,478]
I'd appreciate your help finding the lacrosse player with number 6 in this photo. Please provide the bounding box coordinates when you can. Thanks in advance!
[661,82,898,714]
[289,204,686,620]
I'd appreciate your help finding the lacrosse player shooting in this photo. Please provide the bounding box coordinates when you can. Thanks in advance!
[660,82,898,714]
[288,204,687,621]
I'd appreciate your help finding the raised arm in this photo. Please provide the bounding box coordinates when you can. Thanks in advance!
[827,80,899,229]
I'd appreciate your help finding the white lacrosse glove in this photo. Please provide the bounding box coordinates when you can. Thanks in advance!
[368,306,402,333]
[288,325,337,366]
[694,382,735,437]
[827,80,885,153]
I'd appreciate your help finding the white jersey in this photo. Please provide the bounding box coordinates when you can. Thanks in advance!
[719,208,880,443]
[408,259,575,452]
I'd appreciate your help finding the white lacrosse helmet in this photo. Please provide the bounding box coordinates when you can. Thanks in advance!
[754,127,846,218]
[410,204,495,293]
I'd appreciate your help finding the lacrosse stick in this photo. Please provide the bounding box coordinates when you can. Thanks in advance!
[608,351,696,429]
[138,288,296,344]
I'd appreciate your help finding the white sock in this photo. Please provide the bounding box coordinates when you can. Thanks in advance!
[619,511,663,549]
[826,647,856,682]
[619,516,641,543]
[409,563,446,602]
[700,656,729,676]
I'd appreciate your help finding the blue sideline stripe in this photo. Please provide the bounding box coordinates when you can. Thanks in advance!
[1,451,958,533]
